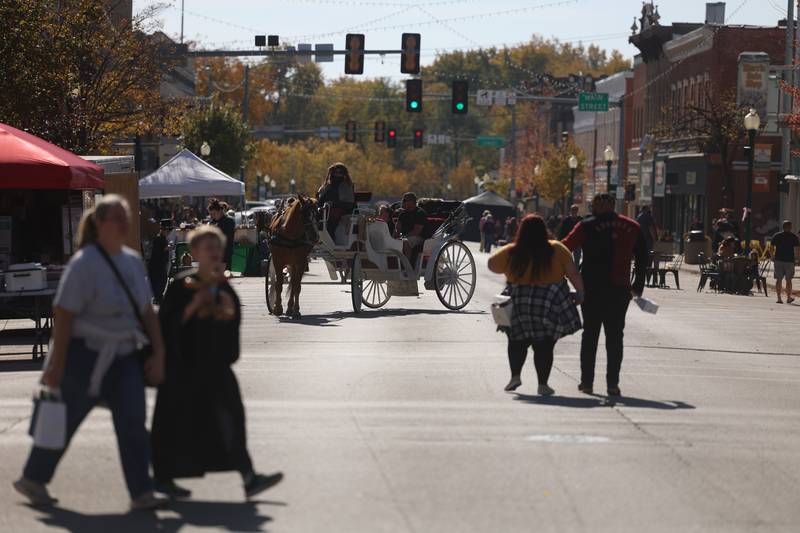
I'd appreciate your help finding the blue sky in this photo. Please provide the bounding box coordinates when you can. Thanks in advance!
[136,0,789,80]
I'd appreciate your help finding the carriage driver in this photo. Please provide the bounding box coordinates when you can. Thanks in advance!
[317,163,355,239]
[394,192,429,261]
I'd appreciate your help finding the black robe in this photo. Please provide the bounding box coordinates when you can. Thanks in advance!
[151,269,252,480]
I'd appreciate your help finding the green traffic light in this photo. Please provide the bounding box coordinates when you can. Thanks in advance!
[456,102,465,111]
[410,101,419,109]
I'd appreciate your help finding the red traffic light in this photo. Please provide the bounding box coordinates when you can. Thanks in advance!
[414,130,422,137]
[389,130,396,137]
[413,129,423,148]
[387,128,397,147]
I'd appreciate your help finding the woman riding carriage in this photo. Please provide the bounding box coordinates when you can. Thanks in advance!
[317,163,355,239]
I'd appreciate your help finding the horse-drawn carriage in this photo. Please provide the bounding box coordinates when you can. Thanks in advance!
[264,194,476,316]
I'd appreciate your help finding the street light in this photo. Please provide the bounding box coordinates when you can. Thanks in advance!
[290,178,296,195]
[256,169,262,200]
[270,179,277,196]
[263,174,270,197]
[568,155,578,208]
[604,145,615,193]
[743,108,761,255]
[474,176,481,195]
[200,141,211,158]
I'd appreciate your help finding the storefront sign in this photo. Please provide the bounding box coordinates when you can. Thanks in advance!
[686,171,696,185]
[737,52,769,122]
[640,166,653,202]
[754,144,772,165]
[653,161,666,198]
[753,170,770,193]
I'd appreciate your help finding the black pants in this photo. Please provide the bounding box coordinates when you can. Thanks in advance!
[579,287,631,388]
[507,337,556,384]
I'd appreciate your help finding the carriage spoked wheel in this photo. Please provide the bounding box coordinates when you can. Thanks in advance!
[362,278,390,309]
[434,241,476,310]
[350,255,363,313]
[265,257,291,315]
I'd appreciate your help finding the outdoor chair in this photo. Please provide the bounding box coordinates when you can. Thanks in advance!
[659,254,683,289]
[697,253,719,293]
[753,259,770,297]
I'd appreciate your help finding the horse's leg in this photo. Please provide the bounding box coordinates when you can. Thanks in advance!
[273,254,284,316]
[291,260,304,318]
[285,265,296,317]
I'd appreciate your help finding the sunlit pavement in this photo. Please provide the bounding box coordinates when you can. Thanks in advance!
[1,242,799,532]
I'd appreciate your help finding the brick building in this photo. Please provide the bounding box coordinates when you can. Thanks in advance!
[628,2,786,245]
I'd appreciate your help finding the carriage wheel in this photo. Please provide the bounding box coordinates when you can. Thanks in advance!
[265,257,291,314]
[351,255,363,314]
[434,241,476,310]
[362,279,390,309]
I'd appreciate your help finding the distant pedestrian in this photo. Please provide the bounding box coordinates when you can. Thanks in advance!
[479,210,490,251]
[558,204,583,265]
[489,215,583,395]
[14,195,168,510]
[504,216,518,243]
[148,219,172,304]
[770,220,799,304]
[151,225,283,500]
[563,194,648,396]
[636,205,658,254]
[482,214,497,253]
[208,199,236,270]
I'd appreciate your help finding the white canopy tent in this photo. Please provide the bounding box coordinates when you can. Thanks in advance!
[138,149,245,199]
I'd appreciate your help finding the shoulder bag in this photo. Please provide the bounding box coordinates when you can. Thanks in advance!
[95,245,155,382]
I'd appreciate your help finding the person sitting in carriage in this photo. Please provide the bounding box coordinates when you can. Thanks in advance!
[394,192,430,262]
[317,162,355,239]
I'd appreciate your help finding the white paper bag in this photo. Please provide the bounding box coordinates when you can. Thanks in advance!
[491,294,513,327]
[634,297,659,315]
[32,395,67,450]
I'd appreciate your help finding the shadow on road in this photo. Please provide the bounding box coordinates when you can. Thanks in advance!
[0,358,43,372]
[31,500,278,532]
[513,393,695,410]
[273,307,486,326]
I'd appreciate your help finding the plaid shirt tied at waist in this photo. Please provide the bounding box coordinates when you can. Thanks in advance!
[508,281,582,342]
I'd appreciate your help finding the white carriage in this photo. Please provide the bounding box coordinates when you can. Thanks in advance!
[265,196,477,314]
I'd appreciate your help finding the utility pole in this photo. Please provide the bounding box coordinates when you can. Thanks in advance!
[781,0,795,220]
[242,64,250,125]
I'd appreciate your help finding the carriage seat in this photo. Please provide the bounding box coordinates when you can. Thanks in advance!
[367,220,403,254]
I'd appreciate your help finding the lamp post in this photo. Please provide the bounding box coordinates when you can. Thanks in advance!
[270,179,277,197]
[290,178,296,195]
[473,176,481,195]
[604,145,615,195]
[743,108,761,256]
[200,141,211,159]
[256,170,262,200]
[568,155,578,209]
[263,174,270,197]
[534,164,541,213]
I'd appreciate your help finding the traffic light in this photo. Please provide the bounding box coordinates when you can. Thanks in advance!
[561,131,569,144]
[344,33,365,75]
[387,127,397,148]
[406,79,422,112]
[400,33,421,74]
[345,120,357,143]
[452,79,468,114]
[374,121,385,143]
[413,128,423,148]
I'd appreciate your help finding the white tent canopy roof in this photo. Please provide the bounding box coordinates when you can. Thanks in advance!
[138,149,245,199]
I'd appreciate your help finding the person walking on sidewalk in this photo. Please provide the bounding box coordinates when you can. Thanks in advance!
[489,215,584,395]
[151,225,283,500]
[14,195,168,510]
[770,220,799,304]
[563,194,648,397]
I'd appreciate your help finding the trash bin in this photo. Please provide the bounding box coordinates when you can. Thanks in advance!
[685,235,711,264]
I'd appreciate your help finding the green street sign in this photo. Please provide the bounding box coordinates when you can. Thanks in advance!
[579,92,609,112]
[476,135,506,148]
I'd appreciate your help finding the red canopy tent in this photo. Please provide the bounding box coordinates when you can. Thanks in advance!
[0,123,104,190]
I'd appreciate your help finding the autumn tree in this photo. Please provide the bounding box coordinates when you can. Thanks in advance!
[182,102,252,176]
[0,0,180,153]
[534,141,587,208]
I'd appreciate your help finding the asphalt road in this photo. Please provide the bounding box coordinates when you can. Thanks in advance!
[1,243,799,532]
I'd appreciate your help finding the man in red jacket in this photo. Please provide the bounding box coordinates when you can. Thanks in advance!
[563,194,648,396]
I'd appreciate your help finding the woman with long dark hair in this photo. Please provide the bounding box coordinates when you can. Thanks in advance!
[489,215,584,394]
[317,162,355,238]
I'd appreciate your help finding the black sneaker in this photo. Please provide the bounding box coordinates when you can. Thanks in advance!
[154,480,192,499]
[578,383,593,395]
[607,386,621,397]
[244,472,284,499]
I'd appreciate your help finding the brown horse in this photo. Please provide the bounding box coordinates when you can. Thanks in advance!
[267,195,319,318]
